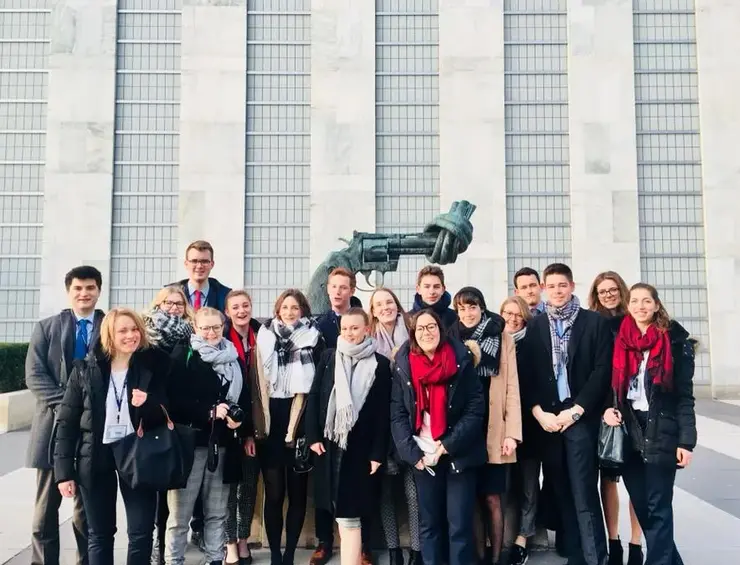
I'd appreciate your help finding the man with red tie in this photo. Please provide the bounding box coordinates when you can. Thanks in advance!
[172,240,232,313]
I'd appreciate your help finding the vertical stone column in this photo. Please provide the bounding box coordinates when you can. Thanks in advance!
[695,0,740,397]
[40,0,118,314]
[567,0,641,288]
[309,0,376,272]
[178,0,246,287]
[438,0,507,301]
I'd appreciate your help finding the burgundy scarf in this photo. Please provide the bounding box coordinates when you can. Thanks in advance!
[409,341,457,440]
[612,315,673,400]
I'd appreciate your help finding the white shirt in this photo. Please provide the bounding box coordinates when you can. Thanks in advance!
[102,369,135,444]
[627,351,651,412]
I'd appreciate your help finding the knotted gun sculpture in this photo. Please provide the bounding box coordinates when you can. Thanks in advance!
[306,200,476,313]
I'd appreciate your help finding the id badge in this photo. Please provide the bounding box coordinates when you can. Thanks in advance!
[105,424,128,442]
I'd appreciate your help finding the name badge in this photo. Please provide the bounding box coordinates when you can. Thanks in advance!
[105,424,129,442]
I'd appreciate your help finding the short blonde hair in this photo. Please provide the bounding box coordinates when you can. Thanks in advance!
[100,308,150,358]
[194,307,225,326]
[149,285,195,324]
[499,296,533,324]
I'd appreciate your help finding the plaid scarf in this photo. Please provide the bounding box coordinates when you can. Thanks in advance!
[545,295,581,384]
[143,308,193,352]
[458,313,503,378]
[256,317,320,398]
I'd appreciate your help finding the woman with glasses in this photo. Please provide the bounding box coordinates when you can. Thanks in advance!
[165,307,252,565]
[142,285,195,563]
[589,272,643,565]
[255,289,324,565]
[391,309,486,565]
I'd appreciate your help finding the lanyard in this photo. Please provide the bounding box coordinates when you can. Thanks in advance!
[110,376,128,423]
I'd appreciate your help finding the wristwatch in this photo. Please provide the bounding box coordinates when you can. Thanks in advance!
[571,410,581,422]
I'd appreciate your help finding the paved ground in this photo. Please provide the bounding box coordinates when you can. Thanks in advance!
[1,398,739,564]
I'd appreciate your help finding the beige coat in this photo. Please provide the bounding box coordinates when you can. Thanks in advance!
[483,332,522,464]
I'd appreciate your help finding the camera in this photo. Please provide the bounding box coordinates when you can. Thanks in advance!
[225,402,244,423]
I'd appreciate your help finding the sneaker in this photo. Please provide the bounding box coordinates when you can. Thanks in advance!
[309,543,333,565]
[608,539,624,565]
[508,544,528,565]
[627,543,643,565]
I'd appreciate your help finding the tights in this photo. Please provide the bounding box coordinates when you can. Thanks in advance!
[262,464,308,565]
[480,494,504,563]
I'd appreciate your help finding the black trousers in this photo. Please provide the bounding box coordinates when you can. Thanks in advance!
[31,467,88,565]
[622,450,683,565]
[414,461,477,565]
[80,466,157,565]
[541,421,607,565]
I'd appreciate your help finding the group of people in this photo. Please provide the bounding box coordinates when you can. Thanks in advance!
[25,239,697,565]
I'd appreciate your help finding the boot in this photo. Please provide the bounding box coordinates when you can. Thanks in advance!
[608,539,624,565]
[388,548,404,565]
[407,550,423,565]
[627,543,644,565]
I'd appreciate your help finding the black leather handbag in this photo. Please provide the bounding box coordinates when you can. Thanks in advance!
[598,419,627,467]
[293,437,313,474]
[112,405,196,490]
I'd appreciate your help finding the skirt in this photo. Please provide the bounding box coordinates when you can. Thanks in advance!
[257,397,296,469]
[477,463,509,495]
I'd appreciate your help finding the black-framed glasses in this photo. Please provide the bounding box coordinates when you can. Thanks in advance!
[199,324,223,333]
[163,300,185,308]
[597,287,620,298]
[415,323,439,334]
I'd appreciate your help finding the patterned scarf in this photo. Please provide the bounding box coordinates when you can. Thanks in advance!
[143,308,193,352]
[509,326,527,344]
[374,315,409,359]
[190,335,243,404]
[458,312,503,378]
[256,317,320,397]
[545,295,581,383]
[324,336,378,450]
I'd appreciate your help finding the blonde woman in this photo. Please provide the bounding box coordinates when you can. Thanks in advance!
[143,285,195,353]
[54,309,170,565]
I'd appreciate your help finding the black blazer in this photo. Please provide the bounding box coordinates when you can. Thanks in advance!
[170,277,232,313]
[519,307,612,420]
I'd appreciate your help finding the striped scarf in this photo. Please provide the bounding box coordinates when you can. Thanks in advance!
[545,295,581,380]
[458,313,503,378]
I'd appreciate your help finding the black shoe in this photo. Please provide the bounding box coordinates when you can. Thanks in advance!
[191,530,205,552]
[627,543,643,565]
[508,544,529,565]
[555,531,567,558]
[239,556,253,565]
[608,539,624,565]
[407,551,423,565]
[389,548,404,565]
[210,561,223,565]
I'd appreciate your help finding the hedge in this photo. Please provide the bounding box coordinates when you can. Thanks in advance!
[0,343,28,393]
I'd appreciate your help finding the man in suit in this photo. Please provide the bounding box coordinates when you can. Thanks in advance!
[170,239,231,313]
[26,265,105,565]
[514,266,547,316]
[519,263,611,565]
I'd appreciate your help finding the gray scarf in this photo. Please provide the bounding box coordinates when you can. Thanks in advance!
[374,315,409,359]
[324,336,378,450]
[144,308,192,351]
[546,295,581,398]
[510,326,527,344]
[190,335,243,404]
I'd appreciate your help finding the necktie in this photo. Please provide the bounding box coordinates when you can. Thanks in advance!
[74,319,89,360]
[193,290,202,311]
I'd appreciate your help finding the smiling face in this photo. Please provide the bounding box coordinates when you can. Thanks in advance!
[596,278,622,312]
[340,313,369,345]
[327,274,353,314]
[160,291,186,317]
[628,287,659,327]
[371,290,399,326]
[501,302,525,333]
[196,313,224,346]
[227,295,252,329]
[279,296,303,326]
[67,277,101,316]
[185,248,213,284]
[417,275,444,305]
[456,301,482,329]
[413,313,441,355]
[113,314,141,355]
[543,273,575,308]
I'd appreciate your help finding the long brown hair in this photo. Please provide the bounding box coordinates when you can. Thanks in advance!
[368,287,410,334]
[273,288,312,320]
[408,309,447,355]
[588,271,629,316]
[629,283,671,331]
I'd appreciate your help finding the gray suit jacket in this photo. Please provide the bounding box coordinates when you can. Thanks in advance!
[25,308,104,469]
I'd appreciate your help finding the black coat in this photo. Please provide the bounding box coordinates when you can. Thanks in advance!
[391,339,486,474]
[53,346,170,487]
[314,297,364,350]
[519,307,612,425]
[619,321,697,467]
[514,335,543,461]
[169,344,253,483]
[170,277,232,313]
[306,349,391,518]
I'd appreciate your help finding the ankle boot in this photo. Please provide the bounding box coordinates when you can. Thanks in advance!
[608,539,624,565]
[407,550,423,565]
[388,548,404,565]
[627,543,643,565]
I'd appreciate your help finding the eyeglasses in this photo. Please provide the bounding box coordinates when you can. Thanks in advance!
[163,300,185,308]
[597,287,620,298]
[502,311,523,320]
[187,259,212,266]
[199,324,223,333]
[415,323,439,334]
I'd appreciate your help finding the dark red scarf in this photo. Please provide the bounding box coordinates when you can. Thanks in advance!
[612,315,673,400]
[229,325,255,368]
[409,341,458,440]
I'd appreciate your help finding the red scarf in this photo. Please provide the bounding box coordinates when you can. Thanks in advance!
[409,341,458,440]
[612,315,673,400]
[229,325,255,368]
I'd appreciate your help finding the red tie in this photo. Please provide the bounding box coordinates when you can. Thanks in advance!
[193,290,202,311]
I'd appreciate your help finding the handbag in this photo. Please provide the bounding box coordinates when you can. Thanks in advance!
[598,419,627,467]
[293,437,313,474]
[112,405,196,491]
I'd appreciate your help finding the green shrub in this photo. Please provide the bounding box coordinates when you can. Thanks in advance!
[0,343,28,393]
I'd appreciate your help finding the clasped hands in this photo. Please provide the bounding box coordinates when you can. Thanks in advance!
[415,440,447,471]
[534,405,583,434]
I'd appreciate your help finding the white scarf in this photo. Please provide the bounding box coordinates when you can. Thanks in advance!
[256,318,320,398]
[324,336,378,450]
[374,315,409,359]
[190,335,243,404]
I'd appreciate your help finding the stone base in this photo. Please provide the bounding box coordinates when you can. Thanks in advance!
[0,391,34,433]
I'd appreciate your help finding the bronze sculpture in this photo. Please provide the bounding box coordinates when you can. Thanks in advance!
[306,200,477,313]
